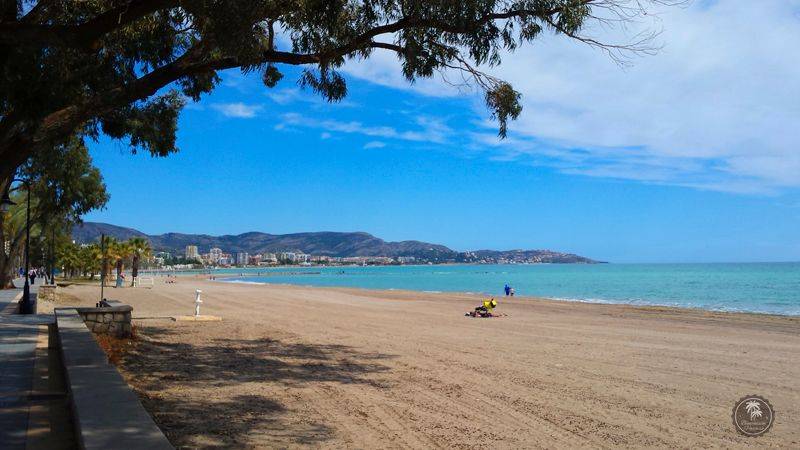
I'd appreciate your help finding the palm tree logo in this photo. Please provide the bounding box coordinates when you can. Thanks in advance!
[733,395,774,437]
[745,400,762,420]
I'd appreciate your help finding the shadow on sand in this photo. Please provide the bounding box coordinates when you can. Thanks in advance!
[118,325,396,447]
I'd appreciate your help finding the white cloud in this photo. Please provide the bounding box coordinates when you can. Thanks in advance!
[267,88,303,105]
[341,1,800,194]
[210,102,262,118]
[363,141,386,149]
[279,112,451,144]
[267,87,358,107]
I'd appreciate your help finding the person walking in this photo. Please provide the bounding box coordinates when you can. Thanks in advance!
[29,269,37,285]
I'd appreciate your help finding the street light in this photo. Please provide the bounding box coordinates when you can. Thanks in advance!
[1,179,35,314]
[0,190,14,212]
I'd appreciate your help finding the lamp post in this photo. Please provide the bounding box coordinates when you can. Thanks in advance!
[50,227,56,285]
[1,178,35,314]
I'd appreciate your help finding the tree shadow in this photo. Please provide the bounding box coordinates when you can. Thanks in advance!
[118,325,396,447]
[139,394,333,448]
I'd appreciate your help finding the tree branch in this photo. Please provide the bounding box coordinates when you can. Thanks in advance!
[0,0,667,179]
[5,0,179,49]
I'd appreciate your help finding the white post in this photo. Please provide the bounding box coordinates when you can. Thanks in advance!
[194,289,203,316]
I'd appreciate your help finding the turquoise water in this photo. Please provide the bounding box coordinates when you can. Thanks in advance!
[215,263,800,316]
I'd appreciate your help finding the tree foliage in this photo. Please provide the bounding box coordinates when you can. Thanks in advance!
[0,137,109,286]
[56,236,153,282]
[128,236,152,281]
[0,0,678,180]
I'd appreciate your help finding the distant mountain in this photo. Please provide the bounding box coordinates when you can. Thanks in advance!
[71,222,149,242]
[72,222,599,263]
[471,249,598,264]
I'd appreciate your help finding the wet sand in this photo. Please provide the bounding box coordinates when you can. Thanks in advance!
[55,278,800,448]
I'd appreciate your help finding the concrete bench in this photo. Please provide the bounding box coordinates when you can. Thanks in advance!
[55,308,172,450]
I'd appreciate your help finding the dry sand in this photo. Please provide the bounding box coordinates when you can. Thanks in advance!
[55,278,800,448]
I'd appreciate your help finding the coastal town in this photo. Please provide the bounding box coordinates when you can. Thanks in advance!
[166,245,409,268]
[150,245,596,269]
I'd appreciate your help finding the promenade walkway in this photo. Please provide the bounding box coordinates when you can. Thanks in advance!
[0,280,74,449]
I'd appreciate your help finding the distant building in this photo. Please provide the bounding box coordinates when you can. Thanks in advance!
[261,253,278,265]
[217,256,231,266]
[208,247,223,263]
[185,245,199,260]
[236,252,249,266]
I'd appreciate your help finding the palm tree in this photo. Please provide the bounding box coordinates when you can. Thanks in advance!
[745,401,763,419]
[98,236,118,286]
[79,244,101,279]
[128,237,152,286]
[57,242,81,279]
[113,240,133,286]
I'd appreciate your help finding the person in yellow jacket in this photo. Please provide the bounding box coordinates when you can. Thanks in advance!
[469,298,498,317]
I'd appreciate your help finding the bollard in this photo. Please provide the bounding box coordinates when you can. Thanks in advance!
[194,289,203,316]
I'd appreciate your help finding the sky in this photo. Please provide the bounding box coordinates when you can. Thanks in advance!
[84,0,800,263]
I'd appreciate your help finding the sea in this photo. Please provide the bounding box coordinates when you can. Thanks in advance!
[211,263,800,316]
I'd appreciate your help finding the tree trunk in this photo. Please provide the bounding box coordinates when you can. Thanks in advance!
[0,214,25,289]
[101,257,109,286]
[131,254,139,286]
[0,267,11,289]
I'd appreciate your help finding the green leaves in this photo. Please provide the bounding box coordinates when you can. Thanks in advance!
[179,71,221,102]
[485,82,522,138]
[1,0,646,172]
[99,91,184,157]
[20,135,110,225]
[299,67,347,102]
[261,64,284,88]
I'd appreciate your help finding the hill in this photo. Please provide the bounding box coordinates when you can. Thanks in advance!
[72,222,598,263]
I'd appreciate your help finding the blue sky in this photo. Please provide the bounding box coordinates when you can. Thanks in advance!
[85,1,800,263]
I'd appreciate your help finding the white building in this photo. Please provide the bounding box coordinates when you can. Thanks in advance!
[208,247,223,263]
[217,256,231,266]
[236,252,250,266]
[185,245,199,260]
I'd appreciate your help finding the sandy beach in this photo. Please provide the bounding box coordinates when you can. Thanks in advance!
[51,278,800,448]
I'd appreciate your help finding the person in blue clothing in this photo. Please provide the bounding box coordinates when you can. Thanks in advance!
[504,284,511,296]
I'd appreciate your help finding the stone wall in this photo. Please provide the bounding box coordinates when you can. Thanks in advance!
[75,300,133,338]
[55,308,174,449]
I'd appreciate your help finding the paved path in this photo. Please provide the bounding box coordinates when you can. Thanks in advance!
[0,317,41,448]
[0,283,22,314]
[0,280,58,450]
